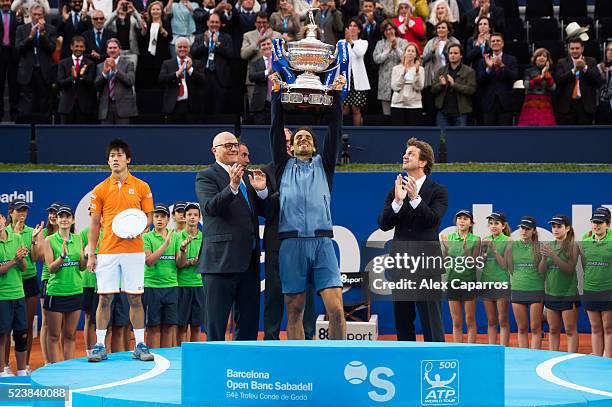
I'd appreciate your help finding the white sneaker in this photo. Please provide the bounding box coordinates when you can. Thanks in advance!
[0,371,14,377]
[3,366,14,376]
[25,366,32,376]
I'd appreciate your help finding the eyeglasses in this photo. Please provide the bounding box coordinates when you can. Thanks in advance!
[214,142,240,150]
[93,17,105,20]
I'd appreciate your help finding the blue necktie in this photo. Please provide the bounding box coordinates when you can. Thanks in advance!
[96,30,102,49]
[239,182,252,211]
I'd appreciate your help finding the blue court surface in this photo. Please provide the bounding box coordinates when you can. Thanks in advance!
[24,342,612,407]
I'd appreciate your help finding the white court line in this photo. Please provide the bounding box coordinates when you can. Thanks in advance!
[64,352,171,407]
[535,353,612,398]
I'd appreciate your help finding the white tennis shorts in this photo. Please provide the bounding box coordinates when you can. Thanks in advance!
[96,253,145,294]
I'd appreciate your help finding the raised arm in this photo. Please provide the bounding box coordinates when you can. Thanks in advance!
[270,90,288,166]
[321,89,342,184]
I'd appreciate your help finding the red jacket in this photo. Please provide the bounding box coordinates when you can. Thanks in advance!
[392,16,425,53]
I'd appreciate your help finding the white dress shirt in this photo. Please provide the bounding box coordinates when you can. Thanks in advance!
[176,56,194,101]
[216,160,269,199]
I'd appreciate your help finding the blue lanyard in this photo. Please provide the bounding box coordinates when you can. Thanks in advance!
[283,16,288,33]
[209,34,216,51]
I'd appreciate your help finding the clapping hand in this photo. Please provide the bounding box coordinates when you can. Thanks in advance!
[332,74,346,90]
[540,244,554,257]
[575,57,586,71]
[32,222,44,239]
[484,54,494,68]
[248,169,267,191]
[14,246,29,261]
[393,174,408,204]
[228,163,244,192]
[439,74,447,85]
[446,74,454,86]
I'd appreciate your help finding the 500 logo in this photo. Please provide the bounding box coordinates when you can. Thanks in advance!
[344,361,395,403]
[420,360,459,405]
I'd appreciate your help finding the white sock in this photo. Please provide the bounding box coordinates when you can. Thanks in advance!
[134,328,145,345]
[86,349,92,357]
[96,329,107,346]
[16,370,27,376]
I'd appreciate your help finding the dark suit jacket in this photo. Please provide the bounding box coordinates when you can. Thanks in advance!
[554,56,602,114]
[0,10,21,58]
[83,28,117,65]
[462,4,505,38]
[228,8,256,55]
[94,57,138,119]
[158,57,206,114]
[57,14,93,58]
[16,22,57,85]
[313,8,344,46]
[475,53,519,112]
[57,56,96,114]
[248,56,270,113]
[195,162,271,274]
[190,31,233,85]
[261,162,281,252]
[378,177,449,277]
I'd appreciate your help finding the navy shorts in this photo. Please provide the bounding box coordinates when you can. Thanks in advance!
[178,286,204,326]
[44,294,83,313]
[511,290,545,305]
[23,276,40,298]
[545,296,581,311]
[0,298,27,334]
[94,292,130,327]
[279,237,342,294]
[583,301,612,312]
[82,287,97,315]
[40,279,48,298]
[144,287,179,326]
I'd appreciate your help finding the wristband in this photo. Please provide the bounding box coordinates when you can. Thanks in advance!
[60,254,67,260]
[31,240,37,246]
[180,246,187,252]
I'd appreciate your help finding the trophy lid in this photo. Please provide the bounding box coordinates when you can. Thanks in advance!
[304,8,320,42]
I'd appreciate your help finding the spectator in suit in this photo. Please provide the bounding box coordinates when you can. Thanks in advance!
[373,19,408,116]
[10,0,49,24]
[378,137,448,342]
[464,15,491,67]
[269,0,300,41]
[163,0,198,58]
[392,1,424,53]
[83,10,117,66]
[596,42,612,125]
[57,36,96,123]
[0,0,20,121]
[517,48,556,126]
[57,0,92,59]
[248,37,273,124]
[195,132,271,341]
[425,0,458,41]
[555,37,602,125]
[228,0,259,55]
[137,1,172,89]
[313,0,343,46]
[159,37,205,123]
[191,12,233,115]
[104,0,143,71]
[431,43,476,127]
[95,37,138,123]
[461,0,504,42]
[475,32,518,125]
[15,5,57,124]
[193,0,218,35]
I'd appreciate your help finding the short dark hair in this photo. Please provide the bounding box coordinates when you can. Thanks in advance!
[435,20,453,36]
[490,31,504,41]
[348,17,362,33]
[106,37,121,49]
[290,127,318,150]
[106,138,132,160]
[380,19,398,36]
[71,35,85,46]
[447,43,463,55]
[407,137,435,175]
[567,37,584,46]
[256,11,269,20]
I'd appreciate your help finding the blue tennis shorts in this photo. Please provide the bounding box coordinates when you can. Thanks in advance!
[279,237,342,294]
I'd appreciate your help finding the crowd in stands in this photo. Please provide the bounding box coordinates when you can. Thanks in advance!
[1,0,612,126]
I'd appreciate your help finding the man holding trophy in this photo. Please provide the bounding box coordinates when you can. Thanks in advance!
[268,9,348,340]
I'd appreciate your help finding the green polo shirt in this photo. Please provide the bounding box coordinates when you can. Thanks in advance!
[177,229,203,287]
[581,229,612,292]
[6,224,36,280]
[482,233,510,284]
[46,232,83,297]
[445,231,478,283]
[143,229,180,288]
[79,227,102,289]
[0,231,25,300]
[544,243,578,298]
[511,241,544,291]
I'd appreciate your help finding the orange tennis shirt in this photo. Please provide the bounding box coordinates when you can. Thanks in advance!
[90,173,154,254]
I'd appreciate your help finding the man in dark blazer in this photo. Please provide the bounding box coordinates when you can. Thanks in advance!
[555,38,602,125]
[314,0,344,46]
[378,138,448,342]
[15,5,57,123]
[191,12,233,115]
[247,37,273,124]
[462,0,504,40]
[57,35,96,123]
[195,131,271,341]
[82,10,116,66]
[94,37,138,123]
[159,37,206,124]
[475,32,518,125]
[57,0,92,59]
[0,0,21,121]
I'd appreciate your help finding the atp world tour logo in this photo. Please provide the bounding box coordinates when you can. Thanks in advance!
[420,360,459,405]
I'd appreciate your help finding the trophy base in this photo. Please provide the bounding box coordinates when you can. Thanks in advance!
[281,72,334,107]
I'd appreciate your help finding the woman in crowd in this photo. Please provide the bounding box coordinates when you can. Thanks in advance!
[270,0,301,42]
[596,43,612,125]
[43,205,85,363]
[510,216,544,349]
[464,16,492,68]
[517,48,556,126]
[137,1,172,89]
[105,0,143,71]
[539,214,580,353]
[580,207,612,357]
[373,20,408,116]
[164,0,199,57]
[480,212,512,346]
[422,20,459,124]
[440,210,480,344]
[425,0,458,40]
[344,18,370,126]
[5,202,43,375]
[390,42,424,125]
[393,1,425,53]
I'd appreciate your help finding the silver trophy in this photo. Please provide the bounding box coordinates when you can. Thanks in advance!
[277,8,339,106]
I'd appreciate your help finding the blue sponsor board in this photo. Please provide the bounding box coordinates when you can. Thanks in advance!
[182,341,504,406]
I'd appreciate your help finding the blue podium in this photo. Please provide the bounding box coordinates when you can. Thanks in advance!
[182,341,505,406]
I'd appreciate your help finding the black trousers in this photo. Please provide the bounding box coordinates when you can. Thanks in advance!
[0,47,19,121]
[165,100,201,124]
[390,107,423,126]
[557,99,595,125]
[60,104,92,124]
[392,299,445,342]
[17,68,52,124]
[595,100,612,125]
[481,97,513,126]
[203,72,229,115]
[263,250,316,340]
[203,249,260,341]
